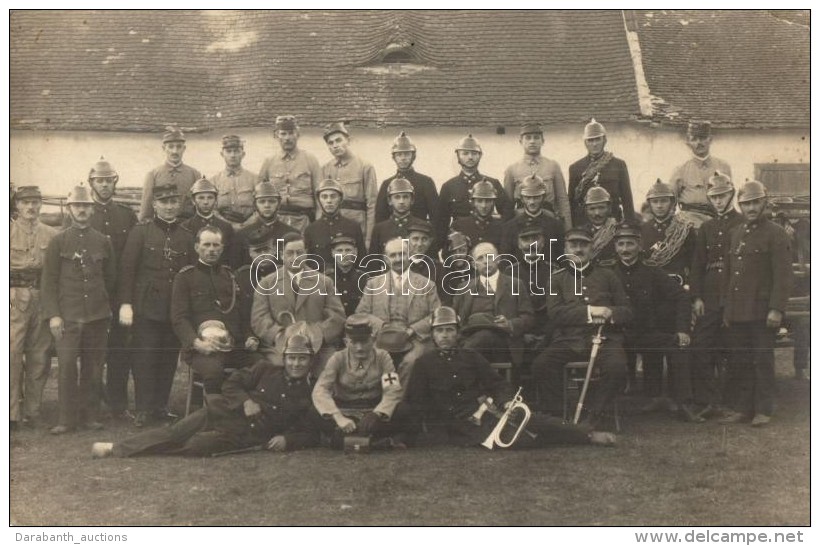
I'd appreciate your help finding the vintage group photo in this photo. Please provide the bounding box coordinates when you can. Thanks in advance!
[7,9,810,528]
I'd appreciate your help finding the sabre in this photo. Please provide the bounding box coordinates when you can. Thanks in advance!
[210,444,265,458]
[573,324,605,425]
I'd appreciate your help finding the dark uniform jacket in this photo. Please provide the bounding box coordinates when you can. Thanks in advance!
[304,212,366,270]
[518,258,553,323]
[171,261,243,349]
[89,200,137,263]
[369,213,422,256]
[435,172,513,249]
[453,273,534,337]
[41,224,117,323]
[217,364,319,449]
[610,259,690,334]
[548,263,633,351]
[584,221,618,264]
[181,213,235,265]
[231,216,297,270]
[500,210,565,264]
[376,168,438,224]
[640,216,696,283]
[690,209,743,312]
[119,217,195,322]
[324,264,369,317]
[568,155,633,226]
[450,211,504,252]
[722,217,793,324]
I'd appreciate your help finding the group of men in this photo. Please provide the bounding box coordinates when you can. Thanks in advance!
[9,115,799,456]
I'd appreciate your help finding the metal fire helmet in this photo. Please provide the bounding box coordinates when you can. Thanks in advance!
[254,181,281,200]
[737,180,768,203]
[67,183,95,204]
[190,176,218,196]
[584,185,611,205]
[88,156,119,183]
[315,178,345,197]
[519,174,547,197]
[706,171,734,197]
[455,134,482,154]
[391,131,416,154]
[283,333,314,356]
[646,179,675,200]
[387,177,415,196]
[583,118,607,140]
[469,179,497,200]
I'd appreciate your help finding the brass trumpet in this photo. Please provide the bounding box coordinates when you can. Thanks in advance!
[480,387,535,449]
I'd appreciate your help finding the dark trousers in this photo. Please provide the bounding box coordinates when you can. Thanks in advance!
[625,332,693,403]
[690,309,729,407]
[131,317,179,414]
[462,330,511,363]
[104,320,132,413]
[724,321,776,416]
[307,402,415,448]
[791,318,810,372]
[189,349,263,395]
[531,341,627,416]
[55,318,110,428]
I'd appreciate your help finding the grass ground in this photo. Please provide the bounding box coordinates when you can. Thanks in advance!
[9,348,810,526]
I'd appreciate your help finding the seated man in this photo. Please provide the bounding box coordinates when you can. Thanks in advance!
[91,334,319,457]
[171,226,261,395]
[310,314,409,448]
[402,307,615,447]
[531,227,632,426]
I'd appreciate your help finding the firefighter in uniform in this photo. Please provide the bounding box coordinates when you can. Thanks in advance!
[581,186,618,264]
[231,181,297,269]
[500,174,565,264]
[369,177,422,255]
[85,157,139,420]
[320,122,378,249]
[503,122,572,230]
[211,134,259,229]
[407,219,446,302]
[376,131,438,225]
[324,234,369,317]
[304,178,367,271]
[42,184,117,434]
[450,179,505,252]
[439,231,473,307]
[669,121,732,229]
[640,179,697,286]
[181,176,235,264]
[258,116,322,233]
[689,171,743,417]
[435,134,514,251]
[119,183,196,427]
[568,119,634,226]
[719,181,792,427]
[10,186,58,429]
[139,126,201,222]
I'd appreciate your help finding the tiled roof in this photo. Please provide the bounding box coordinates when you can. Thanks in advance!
[632,10,809,128]
[10,10,641,131]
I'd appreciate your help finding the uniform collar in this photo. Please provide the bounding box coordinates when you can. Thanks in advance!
[692,154,711,164]
[93,196,114,207]
[470,209,492,222]
[197,259,219,271]
[165,160,183,171]
[391,212,412,223]
[436,347,457,359]
[196,211,216,221]
[396,167,416,177]
[460,170,482,183]
[334,154,352,168]
[153,216,177,228]
[524,154,542,165]
[224,166,243,177]
[652,216,672,229]
[280,148,299,161]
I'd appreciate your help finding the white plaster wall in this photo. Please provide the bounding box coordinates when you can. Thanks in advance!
[10,124,809,203]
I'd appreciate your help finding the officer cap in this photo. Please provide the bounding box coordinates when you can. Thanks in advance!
[431,306,460,328]
[565,226,593,243]
[315,178,344,197]
[614,222,642,240]
[407,219,433,235]
[519,122,544,136]
[283,333,314,356]
[707,171,734,197]
[455,134,482,154]
[345,313,374,340]
[387,177,414,196]
[274,115,298,132]
[646,179,675,200]
[737,180,768,203]
[162,126,186,144]
[15,185,42,201]
[330,233,357,248]
[447,231,471,253]
[583,118,606,140]
[517,224,544,240]
[519,174,547,197]
[88,156,119,182]
[221,135,244,149]
[323,121,350,142]
[153,183,181,201]
[469,179,497,200]
[687,120,712,139]
[67,183,95,204]
[391,131,416,154]
[254,181,281,200]
[584,185,611,205]
[190,176,218,196]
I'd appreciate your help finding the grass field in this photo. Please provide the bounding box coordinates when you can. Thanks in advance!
[9,348,810,526]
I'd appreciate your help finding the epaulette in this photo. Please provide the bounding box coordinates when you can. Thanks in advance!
[178,265,195,274]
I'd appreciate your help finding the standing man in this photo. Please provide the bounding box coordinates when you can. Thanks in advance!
[640,179,697,286]
[119,183,196,427]
[258,116,322,233]
[304,178,366,270]
[369,177,422,256]
[568,119,633,226]
[10,186,58,430]
[320,122,378,249]
[139,126,201,222]
[231,181,297,269]
[375,131,438,224]
[436,134,514,250]
[720,181,792,427]
[500,174,565,264]
[449,180,505,251]
[503,122,572,230]
[211,135,258,230]
[669,121,732,229]
[86,157,139,421]
[41,185,117,434]
[181,176,235,263]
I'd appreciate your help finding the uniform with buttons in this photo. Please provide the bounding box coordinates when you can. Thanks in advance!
[376,168,438,225]
[212,166,258,227]
[258,149,322,233]
[435,172,513,250]
[304,213,366,270]
[450,210,504,252]
[181,213,235,266]
[320,155,378,248]
[324,264,369,317]
[369,213,422,256]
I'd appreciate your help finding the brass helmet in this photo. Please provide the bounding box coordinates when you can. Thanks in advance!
[584,185,611,205]
[67,183,95,205]
[646,179,675,200]
[431,306,460,328]
[707,171,734,197]
[583,118,606,140]
[254,181,280,200]
[455,134,482,154]
[315,178,344,197]
[190,176,218,196]
[737,180,768,203]
[391,131,416,154]
[283,333,314,356]
[469,179,497,200]
[387,177,414,196]
[519,174,547,197]
[198,320,233,352]
[88,156,119,183]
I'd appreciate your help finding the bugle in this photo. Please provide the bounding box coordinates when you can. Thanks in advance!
[480,387,535,449]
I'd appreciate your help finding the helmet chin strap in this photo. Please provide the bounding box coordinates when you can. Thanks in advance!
[716,192,735,215]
